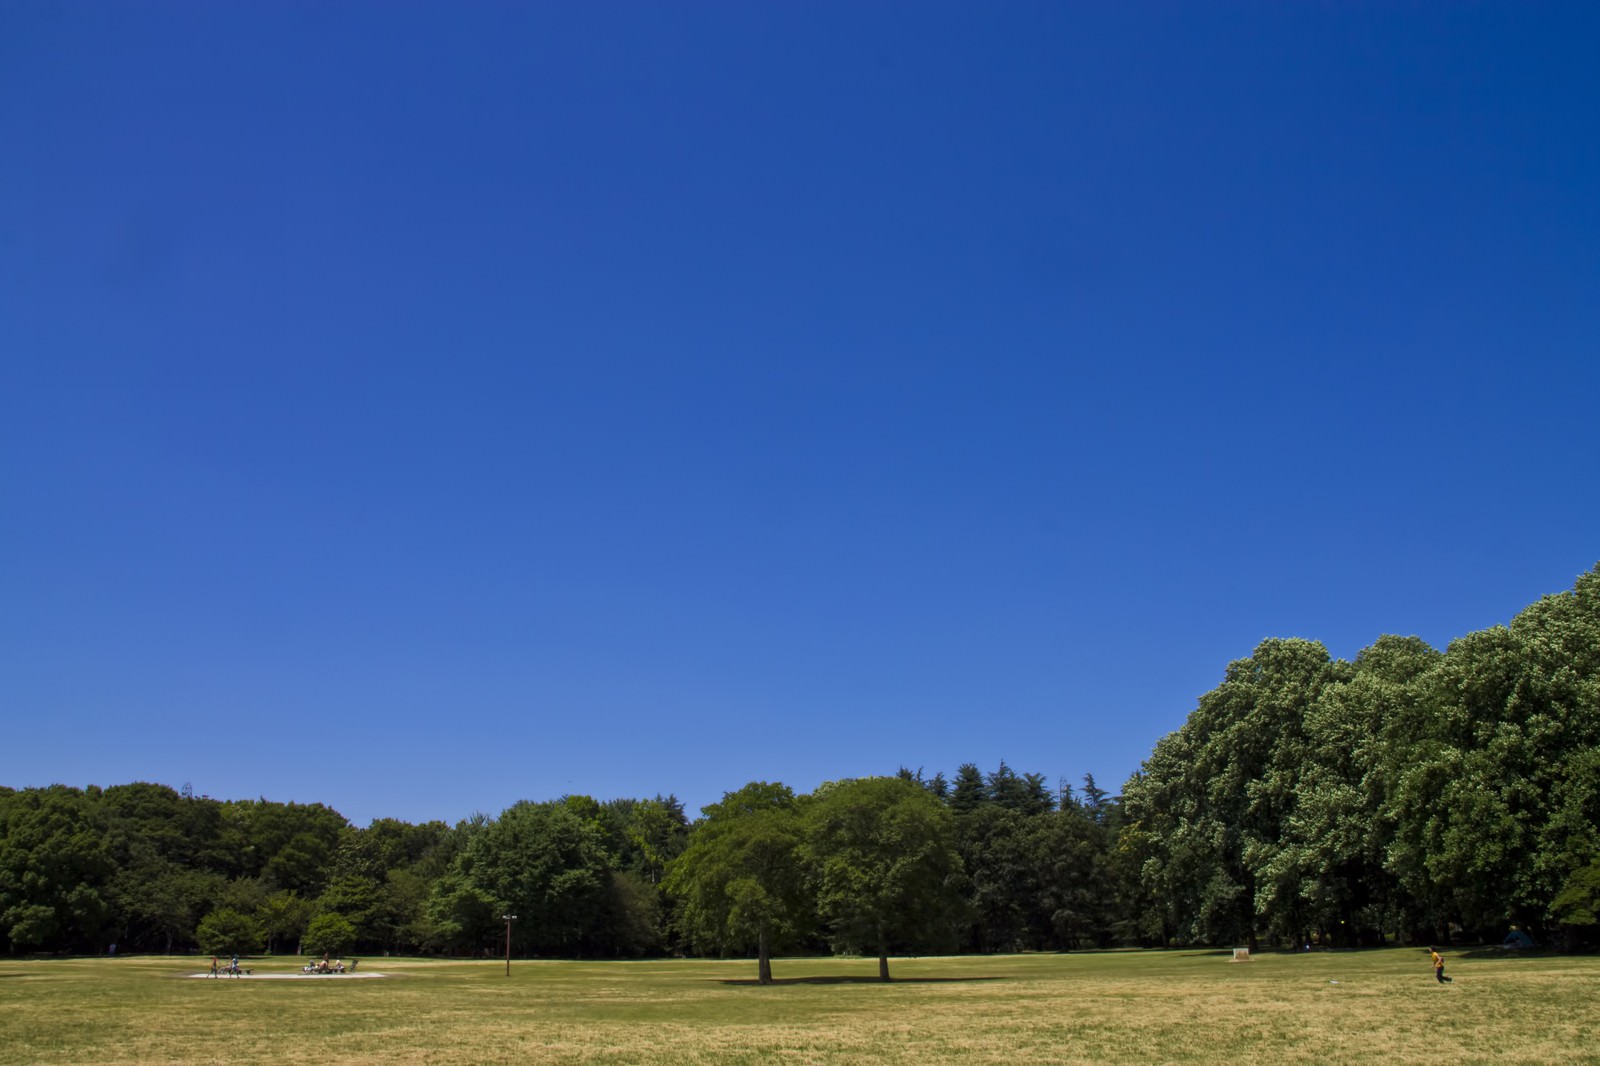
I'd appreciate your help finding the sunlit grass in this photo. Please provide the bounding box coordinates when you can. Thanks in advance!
[2,949,1597,1064]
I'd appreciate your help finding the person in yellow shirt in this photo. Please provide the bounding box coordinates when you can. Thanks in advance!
[1430,948,1453,983]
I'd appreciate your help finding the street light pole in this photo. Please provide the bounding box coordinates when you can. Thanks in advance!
[502,914,517,977]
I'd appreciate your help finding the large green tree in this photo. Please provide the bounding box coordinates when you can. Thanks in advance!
[956,804,1038,952]
[419,871,500,954]
[110,861,223,954]
[1385,565,1600,941]
[1032,796,1118,949]
[1121,564,1600,950]
[803,777,963,980]
[665,782,810,984]
[1121,639,1338,948]
[0,786,117,953]
[1267,635,1436,945]
[448,799,616,956]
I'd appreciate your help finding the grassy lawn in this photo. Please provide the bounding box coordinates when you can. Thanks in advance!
[2,948,1597,1064]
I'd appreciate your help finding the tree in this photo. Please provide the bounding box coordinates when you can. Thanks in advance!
[419,872,500,955]
[1270,635,1435,946]
[101,782,212,867]
[1543,747,1600,947]
[949,764,988,814]
[257,890,312,955]
[1227,639,1336,947]
[449,799,616,956]
[895,766,949,801]
[1033,801,1117,949]
[195,908,263,956]
[1119,639,1337,948]
[986,762,1055,815]
[111,861,222,954]
[596,796,688,954]
[327,818,456,953]
[226,799,347,895]
[600,870,664,957]
[1080,775,1111,822]
[1385,565,1600,942]
[956,805,1038,952]
[1118,748,1198,947]
[802,777,963,980]
[302,912,356,957]
[316,875,383,945]
[664,782,810,984]
[602,796,689,887]
[0,786,117,953]
[1551,860,1600,949]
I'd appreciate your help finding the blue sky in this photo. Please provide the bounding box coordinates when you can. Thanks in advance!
[4,3,1597,827]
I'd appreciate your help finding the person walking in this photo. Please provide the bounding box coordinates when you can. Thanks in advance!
[209,955,218,978]
[1430,948,1453,983]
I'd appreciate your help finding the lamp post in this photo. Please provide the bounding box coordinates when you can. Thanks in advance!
[501,914,517,977]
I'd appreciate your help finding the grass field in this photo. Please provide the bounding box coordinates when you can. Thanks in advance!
[2,948,1598,1064]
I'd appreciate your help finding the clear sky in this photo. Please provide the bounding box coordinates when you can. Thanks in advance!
[4,3,1597,828]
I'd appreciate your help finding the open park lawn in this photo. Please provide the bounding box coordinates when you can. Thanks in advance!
[2,948,1597,1065]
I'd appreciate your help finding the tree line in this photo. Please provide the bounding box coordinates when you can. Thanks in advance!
[1123,563,1600,953]
[3,564,1596,966]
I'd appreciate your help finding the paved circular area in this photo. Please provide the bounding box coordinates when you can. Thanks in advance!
[188,971,388,979]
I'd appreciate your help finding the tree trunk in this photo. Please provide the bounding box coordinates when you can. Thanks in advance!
[878,952,891,981]
[757,929,772,985]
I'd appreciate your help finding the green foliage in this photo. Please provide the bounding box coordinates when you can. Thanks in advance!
[1550,861,1600,928]
[257,890,312,954]
[949,764,987,814]
[302,912,357,957]
[1032,800,1117,948]
[444,799,616,956]
[1125,563,1600,949]
[664,781,810,983]
[101,782,212,867]
[985,762,1055,815]
[419,871,499,954]
[0,786,117,952]
[958,805,1037,951]
[195,907,263,956]
[316,875,382,937]
[803,776,964,979]
[110,862,222,954]
[602,870,664,957]
[604,795,689,886]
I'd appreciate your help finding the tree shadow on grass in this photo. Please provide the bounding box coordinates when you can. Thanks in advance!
[719,975,1006,986]
[1455,947,1556,960]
